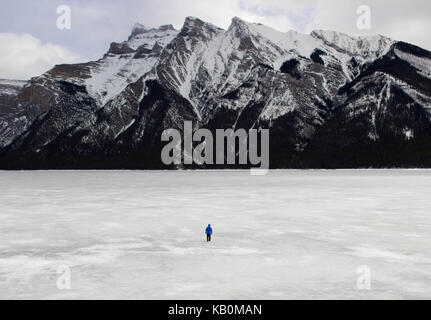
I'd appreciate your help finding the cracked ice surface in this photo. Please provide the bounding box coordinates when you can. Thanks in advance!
[0,170,430,299]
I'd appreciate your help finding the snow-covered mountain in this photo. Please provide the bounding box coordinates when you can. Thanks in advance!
[0,16,430,169]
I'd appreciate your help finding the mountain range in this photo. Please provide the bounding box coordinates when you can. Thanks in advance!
[1,16,431,169]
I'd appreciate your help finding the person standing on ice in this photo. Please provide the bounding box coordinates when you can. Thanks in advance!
[205,224,213,242]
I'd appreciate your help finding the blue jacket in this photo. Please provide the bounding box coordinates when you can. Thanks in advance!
[205,225,213,235]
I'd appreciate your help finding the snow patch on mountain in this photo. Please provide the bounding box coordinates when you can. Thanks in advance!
[249,23,321,59]
[85,55,158,106]
[82,26,179,106]
[311,30,393,61]
[127,25,178,50]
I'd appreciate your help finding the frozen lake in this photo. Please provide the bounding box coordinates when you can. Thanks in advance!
[0,170,431,299]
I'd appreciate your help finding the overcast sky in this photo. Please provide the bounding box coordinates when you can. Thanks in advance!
[1,0,430,80]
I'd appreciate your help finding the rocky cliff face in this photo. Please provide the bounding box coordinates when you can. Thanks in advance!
[0,79,44,148]
[0,17,430,169]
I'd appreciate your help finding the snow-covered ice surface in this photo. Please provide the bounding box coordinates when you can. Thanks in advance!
[0,170,431,300]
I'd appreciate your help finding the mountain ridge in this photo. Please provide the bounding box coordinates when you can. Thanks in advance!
[0,16,430,169]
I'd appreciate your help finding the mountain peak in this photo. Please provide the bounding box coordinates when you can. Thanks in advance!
[131,23,149,35]
[159,24,175,31]
[183,16,204,27]
[182,16,221,29]
[311,29,392,45]
[130,23,176,39]
[180,16,223,37]
[229,16,251,29]
[227,16,252,36]
[231,16,249,25]
[311,29,393,60]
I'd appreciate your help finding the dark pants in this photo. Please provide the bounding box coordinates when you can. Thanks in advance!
[207,234,211,242]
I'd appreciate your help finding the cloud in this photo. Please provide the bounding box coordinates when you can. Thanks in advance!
[0,33,85,80]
